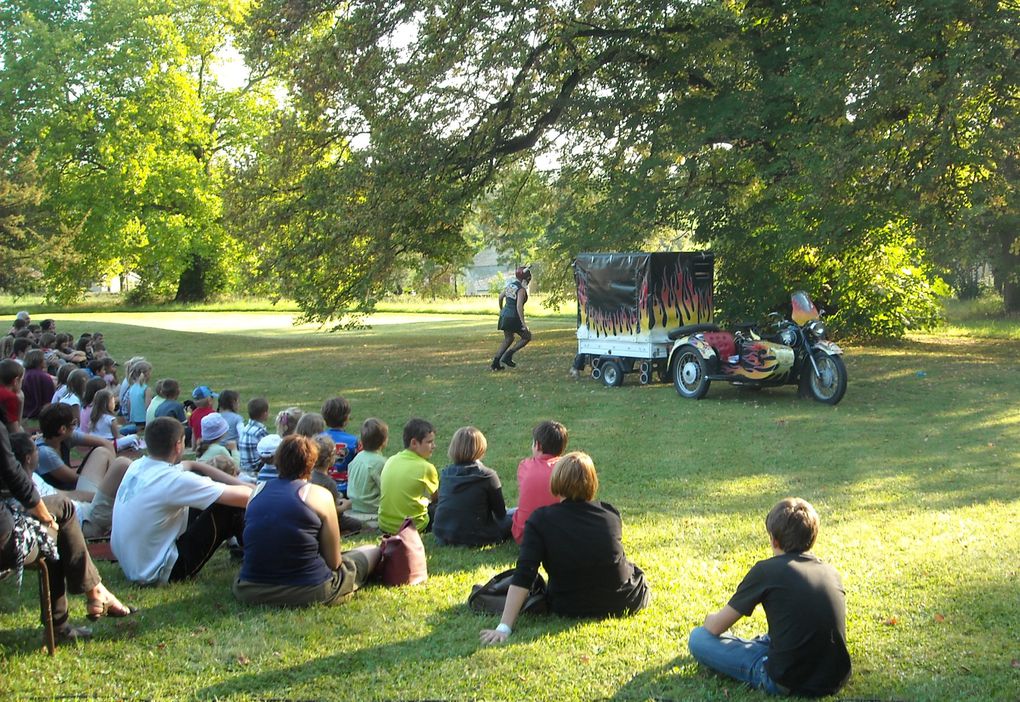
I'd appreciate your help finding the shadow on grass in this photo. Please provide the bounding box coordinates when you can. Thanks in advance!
[192,602,578,700]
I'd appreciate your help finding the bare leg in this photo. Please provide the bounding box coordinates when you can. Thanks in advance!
[96,457,131,498]
[76,447,116,492]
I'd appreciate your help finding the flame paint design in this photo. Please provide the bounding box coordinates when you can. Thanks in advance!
[720,341,794,380]
[577,254,713,338]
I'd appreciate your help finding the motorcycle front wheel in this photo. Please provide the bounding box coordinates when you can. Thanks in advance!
[802,352,847,405]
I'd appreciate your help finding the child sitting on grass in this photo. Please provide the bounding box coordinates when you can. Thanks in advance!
[217,390,243,443]
[188,385,217,447]
[310,434,363,535]
[79,377,108,434]
[145,379,168,425]
[198,412,240,472]
[126,361,153,431]
[511,420,569,544]
[255,434,283,481]
[377,418,438,534]
[432,426,513,547]
[0,359,25,434]
[322,397,359,494]
[688,498,851,698]
[238,397,270,477]
[347,418,388,523]
[88,389,141,453]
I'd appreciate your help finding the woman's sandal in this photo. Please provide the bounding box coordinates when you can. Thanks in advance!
[86,597,138,621]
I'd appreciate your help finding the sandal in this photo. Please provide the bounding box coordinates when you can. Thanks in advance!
[86,595,138,621]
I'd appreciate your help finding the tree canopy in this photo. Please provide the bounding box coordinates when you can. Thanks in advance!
[239,0,1018,333]
[1,0,1017,335]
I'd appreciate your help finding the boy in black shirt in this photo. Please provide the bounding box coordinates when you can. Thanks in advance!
[688,498,851,697]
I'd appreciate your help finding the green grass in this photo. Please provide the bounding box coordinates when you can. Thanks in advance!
[1,311,1019,701]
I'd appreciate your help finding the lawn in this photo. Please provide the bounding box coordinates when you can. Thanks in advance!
[1,309,1018,701]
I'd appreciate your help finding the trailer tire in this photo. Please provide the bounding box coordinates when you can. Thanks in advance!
[601,359,625,387]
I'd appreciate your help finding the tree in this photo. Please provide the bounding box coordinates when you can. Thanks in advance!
[0,0,274,302]
[239,0,1018,332]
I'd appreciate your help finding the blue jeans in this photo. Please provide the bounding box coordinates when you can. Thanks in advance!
[688,626,789,695]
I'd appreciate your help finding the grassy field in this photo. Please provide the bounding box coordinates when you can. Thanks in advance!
[1,309,1018,700]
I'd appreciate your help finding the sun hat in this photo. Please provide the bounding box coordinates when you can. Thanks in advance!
[200,412,229,443]
[16,311,30,321]
[192,385,218,400]
[257,433,283,458]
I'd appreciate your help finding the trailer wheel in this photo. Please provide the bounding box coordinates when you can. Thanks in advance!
[601,359,625,387]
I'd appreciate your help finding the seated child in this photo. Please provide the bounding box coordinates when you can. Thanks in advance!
[198,412,240,472]
[275,406,303,437]
[126,361,152,431]
[34,403,117,492]
[511,420,569,544]
[310,434,364,534]
[347,418,388,520]
[188,385,217,448]
[217,390,244,443]
[207,454,240,477]
[377,418,438,534]
[88,389,141,453]
[238,397,270,476]
[21,349,55,421]
[0,359,25,434]
[255,433,283,482]
[79,377,108,434]
[688,498,851,698]
[58,368,91,426]
[145,379,168,425]
[432,426,513,546]
[295,412,326,437]
[322,397,359,493]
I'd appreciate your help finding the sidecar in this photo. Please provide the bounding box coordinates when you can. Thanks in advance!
[667,325,795,399]
[573,251,715,386]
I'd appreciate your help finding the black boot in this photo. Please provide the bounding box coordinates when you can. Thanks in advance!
[501,353,516,368]
[491,357,503,371]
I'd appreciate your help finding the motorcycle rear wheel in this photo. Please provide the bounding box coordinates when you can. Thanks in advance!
[803,352,847,405]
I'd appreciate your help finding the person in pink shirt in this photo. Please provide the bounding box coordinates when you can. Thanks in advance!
[511,420,569,544]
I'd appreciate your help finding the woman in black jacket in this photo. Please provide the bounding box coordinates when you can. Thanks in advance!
[0,406,134,642]
[480,451,649,645]
[432,427,512,546]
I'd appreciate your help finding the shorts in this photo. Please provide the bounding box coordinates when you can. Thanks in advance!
[232,549,372,607]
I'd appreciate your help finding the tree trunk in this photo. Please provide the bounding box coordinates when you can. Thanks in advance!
[175,253,208,302]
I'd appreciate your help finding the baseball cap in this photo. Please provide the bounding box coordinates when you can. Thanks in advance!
[192,385,218,400]
[200,412,229,442]
[257,434,283,458]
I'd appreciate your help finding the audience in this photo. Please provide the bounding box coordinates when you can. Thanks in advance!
[20,349,54,420]
[188,385,217,447]
[347,417,388,521]
[233,434,381,607]
[237,397,270,476]
[378,418,438,534]
[216,390,244,443]
[111,417,252,585]
[432,427,513,547]
[688,498,851,697]
[511,420,569,544]
[480,452,650,645]
[0,359,25,434]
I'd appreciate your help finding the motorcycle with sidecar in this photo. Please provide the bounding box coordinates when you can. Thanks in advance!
[668,290,847,404]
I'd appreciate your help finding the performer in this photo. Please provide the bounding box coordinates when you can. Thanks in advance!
[491,266,532,371]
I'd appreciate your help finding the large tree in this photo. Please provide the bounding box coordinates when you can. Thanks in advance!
[240,0,1017,332]
[0,0,273,302]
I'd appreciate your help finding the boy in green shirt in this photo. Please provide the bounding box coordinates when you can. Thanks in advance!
[378,418,438,534]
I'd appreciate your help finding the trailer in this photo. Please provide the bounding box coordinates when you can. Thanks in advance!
[573,251,715,386]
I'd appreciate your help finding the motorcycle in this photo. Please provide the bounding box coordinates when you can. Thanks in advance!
[667,291,847,404]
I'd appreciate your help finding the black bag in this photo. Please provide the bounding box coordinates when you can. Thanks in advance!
[468,568,547,615]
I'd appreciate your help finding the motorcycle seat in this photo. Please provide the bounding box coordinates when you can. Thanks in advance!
[701,331,736,359]
[667,323,720,340]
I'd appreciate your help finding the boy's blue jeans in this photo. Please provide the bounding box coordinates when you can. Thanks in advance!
[688,626,789,696]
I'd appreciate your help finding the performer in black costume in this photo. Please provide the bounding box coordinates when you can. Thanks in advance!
[491,267,532,371]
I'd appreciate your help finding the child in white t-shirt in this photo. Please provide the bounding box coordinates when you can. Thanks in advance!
[89,389,141,453]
